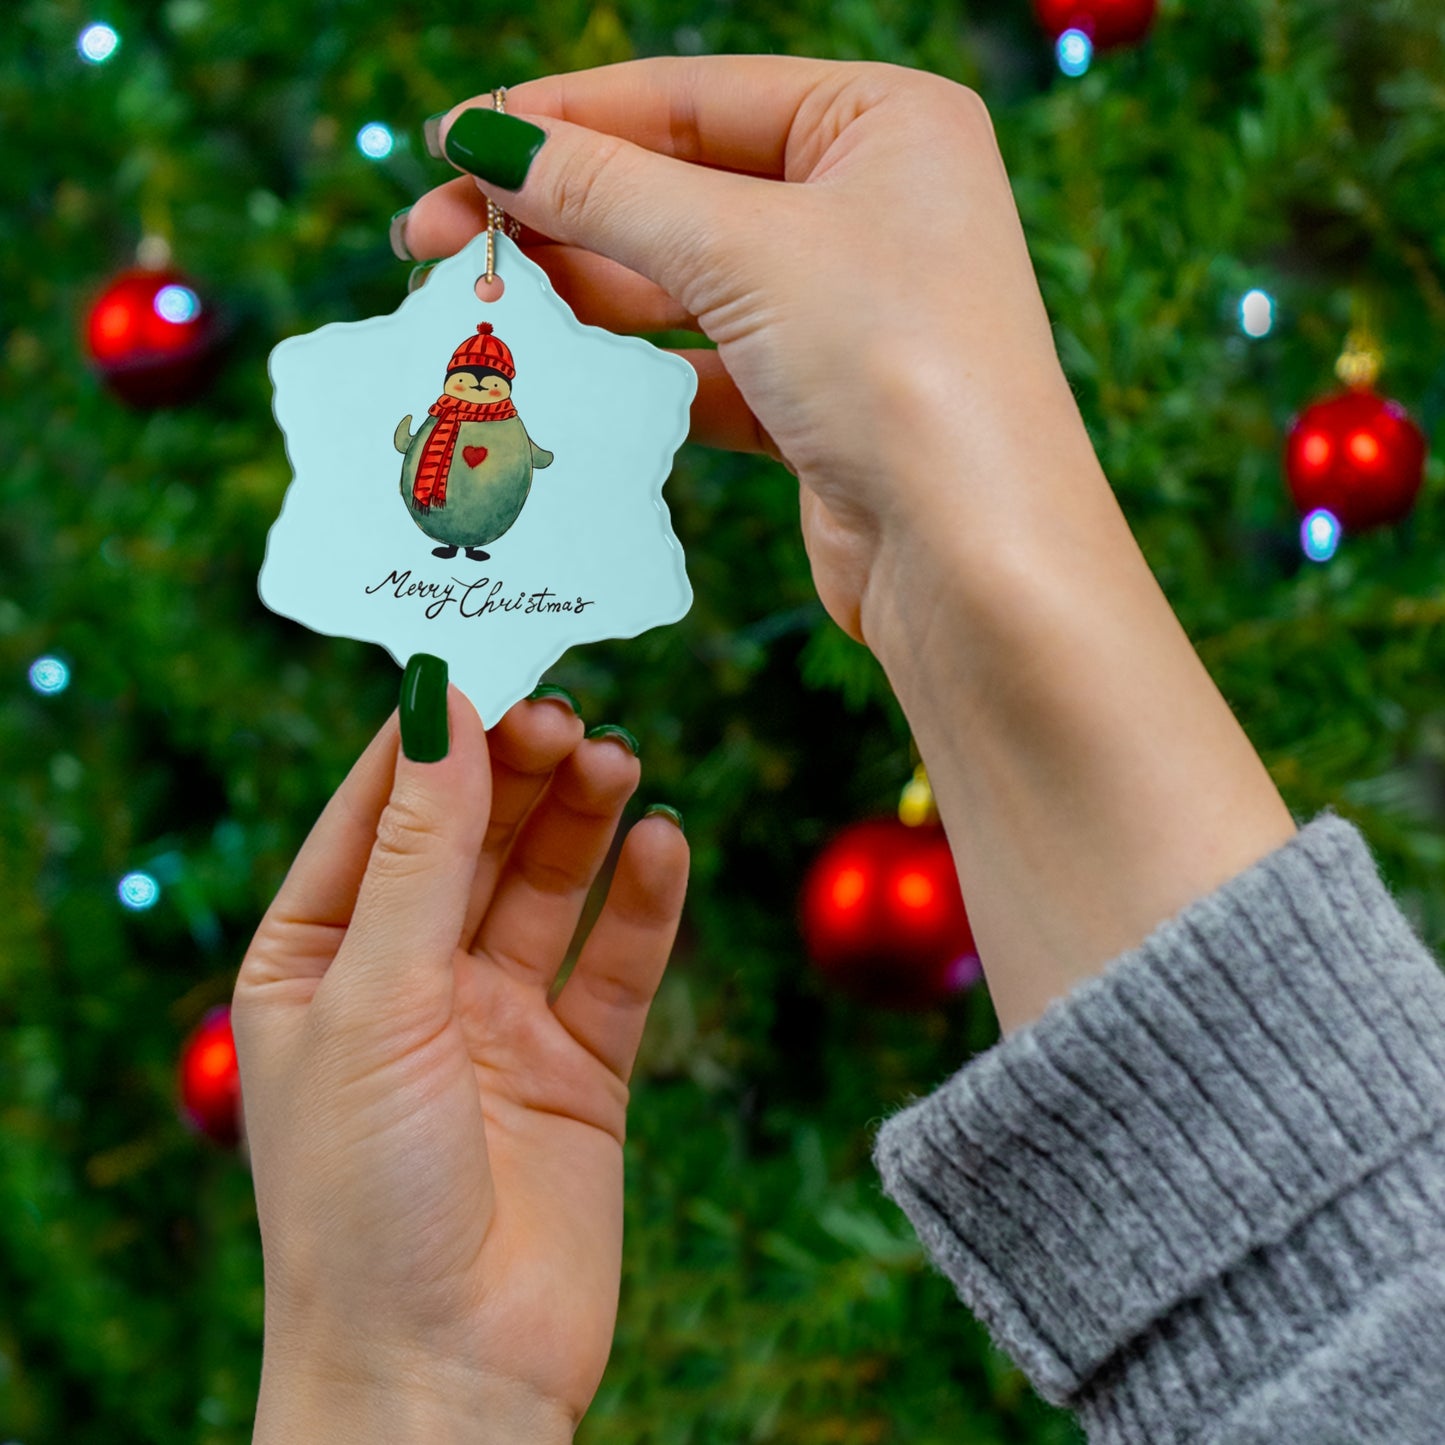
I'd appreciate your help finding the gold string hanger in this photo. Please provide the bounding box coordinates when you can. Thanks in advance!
[484,87,523,285]
[137,179,174,269]
[1335,292,1383,390]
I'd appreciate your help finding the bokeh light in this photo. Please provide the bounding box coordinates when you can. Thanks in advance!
[356,122,395,159]
[830,865,867,911]
[28,657,70,695]
[192,1034,237,1081]
[1299,431,1331,471]
[153,284,201,324]
[1057,29,1093,76]
[1240,288,1274,337]
[895,870,936,911]
[118,871,161,910]
[1301,508,1341,563]
[1348,430,1381,466]
[78,22,120,64]
[946,952,983,992]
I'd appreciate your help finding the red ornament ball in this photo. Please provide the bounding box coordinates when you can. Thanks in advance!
[1034,0,1157,49]
[178,1005,242,1148]
[800,818,981,1011]
[1284,388,1427,533]
[85,267,219,407]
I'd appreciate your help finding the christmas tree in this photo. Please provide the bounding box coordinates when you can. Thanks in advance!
[3,1,1444,1441]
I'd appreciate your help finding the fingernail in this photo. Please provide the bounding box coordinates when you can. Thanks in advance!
[527,684,582,716]
[400,653,449,762]
[585,723,639,756]
[423,112,446,160]
[388,207,413,261]
[644,803,684,834]
[443,107,547,191]
[407,260,441,294]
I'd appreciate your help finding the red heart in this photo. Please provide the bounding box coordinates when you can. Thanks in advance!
[463,445,489,468]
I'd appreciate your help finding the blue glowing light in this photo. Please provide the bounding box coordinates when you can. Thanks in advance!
[28,657,70,695]
[118,871,161,910]
[78,22,120,64]
[1057,28,1093,77]
[1301,508,1341,563]
[153,284,201,324]
[357,123,395,160]
[1240,288,1274,338]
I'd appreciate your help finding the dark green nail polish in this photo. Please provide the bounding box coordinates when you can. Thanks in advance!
[400,653,449,762]
[423,112,446,160]
[644,803,684,834]
[443,107,546,191]
[388,207,413,261]
[585,723,639,756]
[407,260,442,294]
[527,684,582,716]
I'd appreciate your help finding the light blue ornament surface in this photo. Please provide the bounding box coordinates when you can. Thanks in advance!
[260,231,696,725]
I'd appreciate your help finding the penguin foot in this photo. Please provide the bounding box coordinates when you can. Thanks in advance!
[431,545,459,559]
[464,547,491,561]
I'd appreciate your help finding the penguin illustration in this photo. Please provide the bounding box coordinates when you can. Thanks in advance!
[393,323,554,560]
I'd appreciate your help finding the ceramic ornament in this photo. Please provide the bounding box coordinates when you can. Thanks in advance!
[260,230,696,724]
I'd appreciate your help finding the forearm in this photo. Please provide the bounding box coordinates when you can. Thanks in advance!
[860,395,1297,1034]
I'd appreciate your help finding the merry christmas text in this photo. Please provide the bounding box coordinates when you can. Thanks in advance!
[366,568,597,621]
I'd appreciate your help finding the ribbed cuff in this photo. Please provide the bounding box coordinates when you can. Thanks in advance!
[870,811,1445,1421]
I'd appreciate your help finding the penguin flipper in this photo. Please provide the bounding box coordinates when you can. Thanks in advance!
[516,420,554,469]
[393,415,415,454]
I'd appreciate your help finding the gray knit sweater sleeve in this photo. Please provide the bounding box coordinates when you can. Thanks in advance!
[870,811,1445,1443]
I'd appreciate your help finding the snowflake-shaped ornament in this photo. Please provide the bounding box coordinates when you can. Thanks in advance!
[260,231,696,724]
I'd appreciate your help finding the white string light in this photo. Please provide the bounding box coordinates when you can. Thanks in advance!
[1057,29,1093,76]
[356,122,395,160]
[1240,289,1275,338]
[118,872,161,910]
[1301,508,1341,563]
[28,657,70,695]
[78,23,120,64]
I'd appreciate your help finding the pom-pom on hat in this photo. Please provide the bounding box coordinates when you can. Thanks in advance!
[445,322,515,381]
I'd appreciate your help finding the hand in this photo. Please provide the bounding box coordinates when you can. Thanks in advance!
[232,687,688,1440]
[403,57,1095,645]
[403,59,1296,1043]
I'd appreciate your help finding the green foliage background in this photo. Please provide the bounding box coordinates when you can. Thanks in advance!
[4,0,1445,1440]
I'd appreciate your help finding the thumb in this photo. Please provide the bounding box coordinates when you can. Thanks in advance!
[438,104,757,314]
[324,655,490,1028]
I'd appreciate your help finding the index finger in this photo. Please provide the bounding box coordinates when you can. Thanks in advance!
[449,54,855,181]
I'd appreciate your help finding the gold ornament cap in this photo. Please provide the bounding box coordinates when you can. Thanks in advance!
[898,764,938,827]
[1335,329,1383,390]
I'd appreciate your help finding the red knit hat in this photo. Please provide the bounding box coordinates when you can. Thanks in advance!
[444,322,515,381]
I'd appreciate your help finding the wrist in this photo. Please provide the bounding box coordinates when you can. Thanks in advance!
[254,1344,575,1445]
[858,348,1115,673]
[860,430,1118,687]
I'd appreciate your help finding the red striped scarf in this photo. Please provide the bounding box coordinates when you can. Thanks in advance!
[412,394,518,512]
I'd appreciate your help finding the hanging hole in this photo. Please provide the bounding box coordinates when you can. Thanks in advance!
[475,274,505,303]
